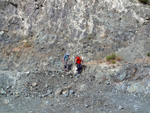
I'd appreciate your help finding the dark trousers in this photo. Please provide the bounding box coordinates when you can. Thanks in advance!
[64,61,68,70]
[77,64,82,74]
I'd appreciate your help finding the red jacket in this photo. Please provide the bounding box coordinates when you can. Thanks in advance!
[75,57,83,64]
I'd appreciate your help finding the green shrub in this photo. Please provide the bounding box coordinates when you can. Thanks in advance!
[147,52,150,57]
[22,36,28,40]
[112,60,116,64]
[138,0,150,4]
[87,34,92,40]
[106,54,116,61]
[24,42,32,47]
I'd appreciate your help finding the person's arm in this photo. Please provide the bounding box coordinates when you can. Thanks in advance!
[81,59,83,64]
[74,57,76,63]
[62,56,64,64]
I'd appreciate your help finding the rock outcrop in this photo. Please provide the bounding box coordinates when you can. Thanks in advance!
[0,0,150,113]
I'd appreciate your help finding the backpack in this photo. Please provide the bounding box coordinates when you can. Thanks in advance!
[64,54,69,61]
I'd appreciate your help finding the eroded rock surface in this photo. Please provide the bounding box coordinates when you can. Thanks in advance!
[0,0,150,113]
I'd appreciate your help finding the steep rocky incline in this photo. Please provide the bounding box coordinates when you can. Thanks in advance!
[0,0,150,113]
[0,0,150,70]
[1,63,150,113]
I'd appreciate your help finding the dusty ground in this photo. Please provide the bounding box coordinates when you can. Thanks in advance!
[0,67,150,113]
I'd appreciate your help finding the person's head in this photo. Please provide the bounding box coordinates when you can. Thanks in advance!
[75,56,79,58]
[66,52,69,56]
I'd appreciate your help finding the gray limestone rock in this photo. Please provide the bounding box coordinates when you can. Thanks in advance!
[55,88,62,97]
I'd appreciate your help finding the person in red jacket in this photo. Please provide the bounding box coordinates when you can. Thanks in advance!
[75,56,83,74]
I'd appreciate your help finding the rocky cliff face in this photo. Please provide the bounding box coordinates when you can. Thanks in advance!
[0,0,150,64]
[0,0,150,113]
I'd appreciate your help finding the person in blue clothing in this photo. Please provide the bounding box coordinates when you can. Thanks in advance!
[63,52,70,71]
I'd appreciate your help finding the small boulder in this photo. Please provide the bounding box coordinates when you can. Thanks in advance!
[118,105,124,110]
[32,82,37,87]
[55,88,62,97]
[0,31,4,36]
[85,103,90,108]
[62,90,69,97]
[69,90,74,95]
[0,88,6,95]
